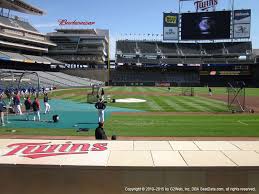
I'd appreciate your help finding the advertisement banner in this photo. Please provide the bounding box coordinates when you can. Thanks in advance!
[234,24,250,38]
[163,13,179,41]
[234,10,251,24]
[233,10,251,39]
[163,27,178,40]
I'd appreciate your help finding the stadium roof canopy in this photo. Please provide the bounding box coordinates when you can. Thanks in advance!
[0,0,45,15]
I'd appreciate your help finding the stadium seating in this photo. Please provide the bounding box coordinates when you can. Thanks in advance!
[157,42,178,55]
[0,69,103,88]
[200,43,224,55]
[110,69,199,84]
[0,15,38,32]
[0,51,27,61]
[178,43,201,55]
[137,42,157,54]
[224,42,252,54]
[116,41,137,53]
[116,41,252,58]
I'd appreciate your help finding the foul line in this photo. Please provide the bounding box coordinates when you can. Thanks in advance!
[237,120,249,126]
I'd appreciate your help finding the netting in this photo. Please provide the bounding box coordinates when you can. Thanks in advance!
[87,85,101,103]
[227,82,246,112]
[181,87,194,96]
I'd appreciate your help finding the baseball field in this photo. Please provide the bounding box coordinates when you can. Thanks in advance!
[1,86,259,137]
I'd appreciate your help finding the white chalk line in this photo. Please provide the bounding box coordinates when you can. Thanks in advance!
[237,120,249,126]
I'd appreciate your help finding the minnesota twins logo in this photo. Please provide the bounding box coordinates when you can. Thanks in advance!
[194,0,218,11]
[3,142,108,159]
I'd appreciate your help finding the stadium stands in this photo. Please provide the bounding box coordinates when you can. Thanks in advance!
[178,43,201,55]
[0,13,62,70]
[116,40,253,64]
[200,43,224,55]
[116,41,137,54]
[110,67,200,85]
[225,42,252,54]
[47,29,109,66]
[158,43,179,55]
[137,42,157,54]
[0,69,103,88]
[0,15,38,32]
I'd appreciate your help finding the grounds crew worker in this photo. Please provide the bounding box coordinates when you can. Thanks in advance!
[95,99,106,123]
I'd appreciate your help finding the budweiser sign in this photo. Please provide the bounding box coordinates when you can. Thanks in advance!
[194,0,218,11]
[3,142,108,159]
[58,19,95,26]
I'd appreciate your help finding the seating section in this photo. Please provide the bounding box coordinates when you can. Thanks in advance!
[200,43,224,55]
[111,69,199,84]
[116,41,252,58]
[225,42,252,54]
[137,42,157,54]
[0,69,103,88]
[157,43,178,54]
[116,41,136,53]
[178,43,201,55]
[0,51,63,64]
[0,16,38,32]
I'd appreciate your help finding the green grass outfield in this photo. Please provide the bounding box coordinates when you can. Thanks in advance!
[105,114,259,137]
[0,87,258,137]
[51,87,257,113]
[1,114,258,137]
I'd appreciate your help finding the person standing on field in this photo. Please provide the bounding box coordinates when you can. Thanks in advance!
[13,92,22,115]
[32,97,40,121]
[95,99,106,123]
[24,96,32,121]
[209,87,213,96]
[43,93,50,114]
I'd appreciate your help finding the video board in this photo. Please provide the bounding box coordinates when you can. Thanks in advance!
[181,11,231,40]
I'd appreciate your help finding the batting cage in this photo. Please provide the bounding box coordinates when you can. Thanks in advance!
[227,82,254,113]
[181,87,194,96]
[0,70,41,96]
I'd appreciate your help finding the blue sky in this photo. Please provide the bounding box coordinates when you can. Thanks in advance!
[13,0,259,58]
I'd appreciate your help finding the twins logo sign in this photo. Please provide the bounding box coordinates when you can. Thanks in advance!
[3,142,108,159]
[194,0,218,11]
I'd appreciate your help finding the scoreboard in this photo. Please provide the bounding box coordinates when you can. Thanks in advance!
[163,9,251,41]
[181,11,231,40]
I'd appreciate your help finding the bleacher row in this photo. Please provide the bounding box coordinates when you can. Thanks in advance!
[110,70,199,84]
[116,41,252,56]
[0,70,104,88]
[0,15,38,32]
[0,51,61,64]
[116,57,245,65]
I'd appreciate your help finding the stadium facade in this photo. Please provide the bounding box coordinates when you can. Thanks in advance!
[112,7,259,87]
[0,1,63,71]
[47,29,109,68]
[113,40,258,87]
